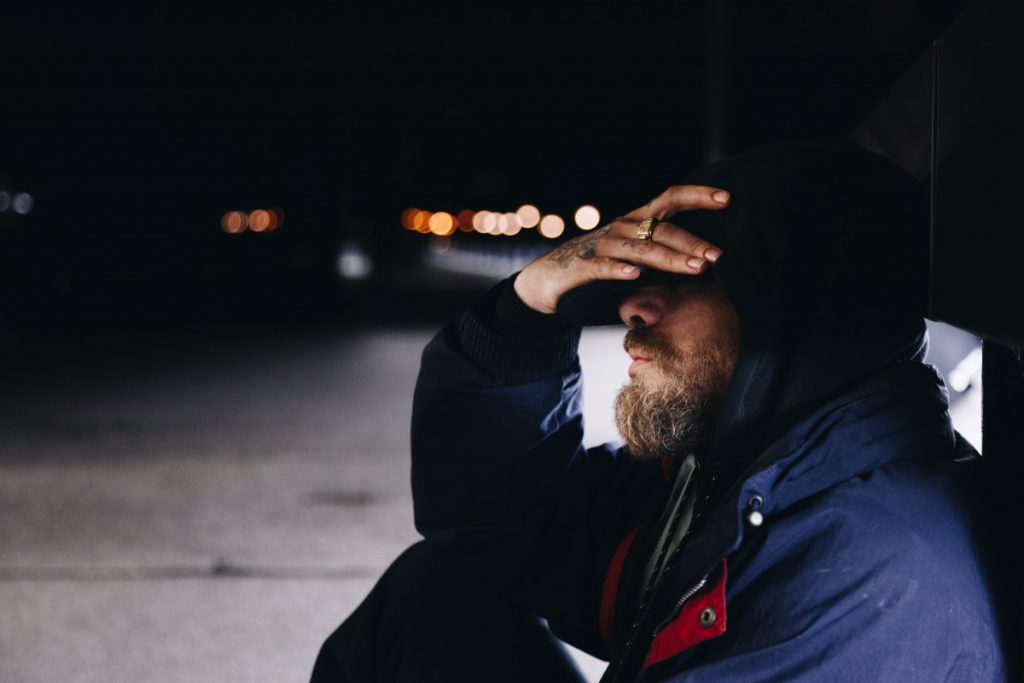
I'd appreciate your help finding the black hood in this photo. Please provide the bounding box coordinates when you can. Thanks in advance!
[559,141,930,481]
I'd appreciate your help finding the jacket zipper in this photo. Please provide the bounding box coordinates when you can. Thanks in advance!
[651,574,709,636]
[601,573,714,683]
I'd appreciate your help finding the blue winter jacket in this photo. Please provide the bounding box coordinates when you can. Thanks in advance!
[413,143,1007,681]
[410,318,1006,682]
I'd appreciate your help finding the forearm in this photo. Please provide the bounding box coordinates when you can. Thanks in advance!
[410,277,584,537]
[458,274,579,383]
[409,277,669,658]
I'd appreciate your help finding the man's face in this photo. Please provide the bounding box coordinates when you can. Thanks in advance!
[614,282,741,461]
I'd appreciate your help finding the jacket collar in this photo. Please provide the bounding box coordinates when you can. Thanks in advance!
[663,359,967,600]
[744,358,962,515]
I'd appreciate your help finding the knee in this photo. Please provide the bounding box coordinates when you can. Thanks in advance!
[311,541,487,681]
[310,637,345,682]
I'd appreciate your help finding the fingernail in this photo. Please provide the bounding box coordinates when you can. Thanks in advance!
[712,190,730,204]
[704,247,723,262]
[687,257,704,268]
[622,264,636,274]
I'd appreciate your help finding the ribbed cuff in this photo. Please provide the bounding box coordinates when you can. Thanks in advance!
[491,275,572,337]
[458,276,581,384]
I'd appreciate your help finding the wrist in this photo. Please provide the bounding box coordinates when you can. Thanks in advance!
[513,269,556,315]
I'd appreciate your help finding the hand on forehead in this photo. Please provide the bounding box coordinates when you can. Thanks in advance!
[514,185,730,317]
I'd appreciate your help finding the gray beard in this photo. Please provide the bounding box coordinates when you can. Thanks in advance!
[614,373,717,462]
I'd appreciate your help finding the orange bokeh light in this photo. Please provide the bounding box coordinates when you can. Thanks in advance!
[428,211,456,236]
[249,209,272,232]
[457,209,476,232]
[221,211,248,234]
[268,207,284,230]
[412,210,432,233]
[401,208,420,230]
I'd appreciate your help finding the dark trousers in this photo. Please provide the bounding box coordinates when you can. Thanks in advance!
[311,541,590,683]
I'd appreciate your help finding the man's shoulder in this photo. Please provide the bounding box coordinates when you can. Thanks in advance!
[725,457,999,653]
[759,456,983,583]
[697,458,1005,680]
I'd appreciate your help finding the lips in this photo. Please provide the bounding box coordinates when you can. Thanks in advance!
[627,358,649,378]
[627,349,651,378]
[627,343,656,361]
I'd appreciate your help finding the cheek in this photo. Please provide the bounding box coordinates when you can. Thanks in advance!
[680,308,739,367]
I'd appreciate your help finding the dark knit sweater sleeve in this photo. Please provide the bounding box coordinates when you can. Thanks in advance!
[456,275,581,384]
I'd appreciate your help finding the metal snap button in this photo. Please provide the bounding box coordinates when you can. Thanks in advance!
[699,606,717,627]
[746,494,764,527]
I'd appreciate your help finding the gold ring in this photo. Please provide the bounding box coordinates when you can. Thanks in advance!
[636,218,657,240]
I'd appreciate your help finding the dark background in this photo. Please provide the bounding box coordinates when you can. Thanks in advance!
[0,1,968,335]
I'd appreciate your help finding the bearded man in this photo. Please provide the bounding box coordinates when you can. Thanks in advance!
[311,142,1005,682]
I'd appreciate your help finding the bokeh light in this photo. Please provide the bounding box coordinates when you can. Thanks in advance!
[539,214,565,239]
[401,208,420,231]
[574,205,601,230]
[221,211,248,234]
[249,209,272,232]
[266,207,283,231]
[502,213,522,236]
[336,242,373,279]
[481,212,498,234]
[428,211,456,236]
[456,209,476,232]
[12,193,33,215]
[472,210,489,232]
[401,205,561,237]
[516,204,540,229]
[412,210,432,233]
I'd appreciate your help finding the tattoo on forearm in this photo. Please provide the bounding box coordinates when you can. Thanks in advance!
[548,226,609,268]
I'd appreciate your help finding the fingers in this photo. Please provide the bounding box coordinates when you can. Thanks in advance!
[589,256,643,280]
[650,185,731,218]
[593,223,712,274]
[624,184,730,221]
[600,218,721,267]
[644,220,723,262]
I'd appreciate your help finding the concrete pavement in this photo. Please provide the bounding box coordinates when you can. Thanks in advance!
[0,326,627,682]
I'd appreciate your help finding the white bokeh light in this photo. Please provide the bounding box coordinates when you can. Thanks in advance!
[539,214,565,239]
[574,205,600,230]
[516,204,541,229]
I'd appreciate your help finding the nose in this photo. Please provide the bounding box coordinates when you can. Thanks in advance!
[618,287,665,328]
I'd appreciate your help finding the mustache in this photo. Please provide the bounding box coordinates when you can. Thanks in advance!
[623,327,682,366]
